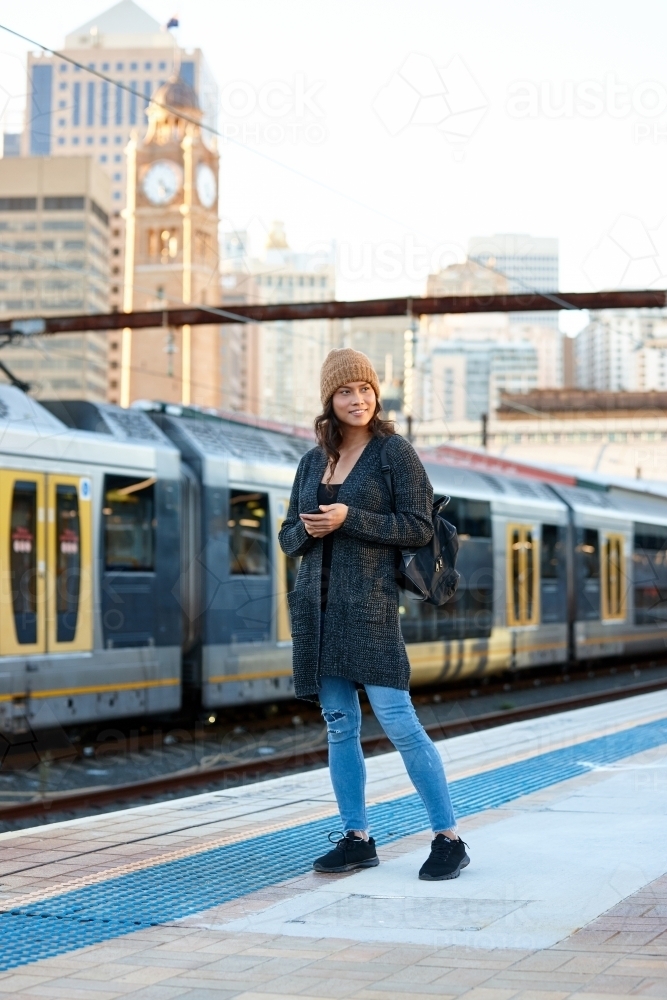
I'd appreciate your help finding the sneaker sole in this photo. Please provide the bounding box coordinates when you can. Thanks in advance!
[313,857,380,873]
[418,853,470,881]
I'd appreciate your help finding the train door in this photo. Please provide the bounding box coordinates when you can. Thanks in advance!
[601,532,626,621]
[46,474,93,652]
[275,497,300,641]
[0,471,46,655]
[0,472,92,656]
[506,523,540,626]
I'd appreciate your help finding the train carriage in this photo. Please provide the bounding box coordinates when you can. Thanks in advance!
[0,387,182,733]
[1,388,667,733]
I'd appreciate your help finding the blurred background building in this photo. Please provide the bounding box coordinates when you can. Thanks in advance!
[0,155,109,400]
[5,0,218,402]
[220,222,335,424]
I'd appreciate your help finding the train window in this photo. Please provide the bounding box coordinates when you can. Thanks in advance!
[56,484,80,642]
[103,475,155,571]
[601,533,625,620]
[633,522,667,625]
[577,528,599,578]
[446,497,491,538]
[507,524,539,626]
[541,524,562,579]
[399,586,493,643]
[540,524,567,623]
[229,491,270,575]
[575,527,600,620]
[10,481,38,644]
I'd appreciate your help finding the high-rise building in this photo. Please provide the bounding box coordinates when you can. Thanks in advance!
[467,233,559,328]
[21,0,218,399]
[121,77,220,408]
[222,223,336,426]
[0,156,110,400]
[418,339,539,425]
[575,309,667,392]
[419,259,563,435]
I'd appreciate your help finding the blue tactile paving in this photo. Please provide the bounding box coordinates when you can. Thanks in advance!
[1,715,666,971]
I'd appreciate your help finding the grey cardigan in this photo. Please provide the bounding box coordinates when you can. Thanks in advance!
[278,434,434,700]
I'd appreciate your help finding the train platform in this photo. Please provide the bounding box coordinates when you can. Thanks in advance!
[0,690,666,999]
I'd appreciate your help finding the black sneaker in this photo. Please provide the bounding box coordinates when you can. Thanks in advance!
[419,835,470,881]
[313,832,379,873]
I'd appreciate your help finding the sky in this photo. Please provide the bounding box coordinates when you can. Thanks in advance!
[2,0,667,329]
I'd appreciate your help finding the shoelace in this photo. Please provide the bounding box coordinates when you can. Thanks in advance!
[431,836,467,858]
[327,830,362,848]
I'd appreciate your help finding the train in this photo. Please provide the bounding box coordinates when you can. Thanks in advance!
[0,383,666,734]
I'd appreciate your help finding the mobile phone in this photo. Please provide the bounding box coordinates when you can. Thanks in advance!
[302,508,324,515]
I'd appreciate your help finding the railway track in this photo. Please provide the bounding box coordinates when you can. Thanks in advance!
[2,670,666,824]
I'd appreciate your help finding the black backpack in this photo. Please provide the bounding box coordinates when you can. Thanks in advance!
[380,440,460,607]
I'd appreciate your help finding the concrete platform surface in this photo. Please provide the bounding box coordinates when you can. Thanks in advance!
[0,689,666,998]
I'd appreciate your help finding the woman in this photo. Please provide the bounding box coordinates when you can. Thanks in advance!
[279,348,469,881]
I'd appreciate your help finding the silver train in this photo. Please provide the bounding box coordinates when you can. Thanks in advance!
[0,384,665,734]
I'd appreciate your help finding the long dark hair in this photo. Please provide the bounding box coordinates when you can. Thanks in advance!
[314,395,395,482]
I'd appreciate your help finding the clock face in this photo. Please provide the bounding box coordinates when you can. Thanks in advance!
[196,163,217,209]
[142,160,183,205]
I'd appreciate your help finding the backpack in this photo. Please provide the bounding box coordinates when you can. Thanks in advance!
[380,440,460,607]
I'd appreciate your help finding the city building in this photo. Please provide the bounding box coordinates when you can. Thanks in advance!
[468,232,559,328]
[0,156,110,400]
[413,388,667,483]
[120,76,220,408]
[575,309,667,392]
[222,222,336,426]
[219,230,262,415]
[417,258,563,440]
[417,338,539,425]
[20,0,218,399]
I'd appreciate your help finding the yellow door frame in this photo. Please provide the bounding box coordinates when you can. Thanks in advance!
[506,523,540,627]
[0,470,46,656]
[601,532,626,621]
[46,474,93,653]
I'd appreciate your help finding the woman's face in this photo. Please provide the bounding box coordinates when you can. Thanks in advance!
[331,381,377,429]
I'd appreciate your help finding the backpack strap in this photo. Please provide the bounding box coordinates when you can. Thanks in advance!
[380,439,395,509]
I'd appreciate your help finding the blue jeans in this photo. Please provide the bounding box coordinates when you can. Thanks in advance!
[319,675,457,834]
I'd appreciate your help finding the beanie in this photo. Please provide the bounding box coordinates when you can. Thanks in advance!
[320,348,381,406]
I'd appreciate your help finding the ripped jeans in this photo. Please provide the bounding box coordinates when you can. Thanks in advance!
[319,674,456,834]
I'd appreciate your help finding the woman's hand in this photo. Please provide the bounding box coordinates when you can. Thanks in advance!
[300,503,349,537]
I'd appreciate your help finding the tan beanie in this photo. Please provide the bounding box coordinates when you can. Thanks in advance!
[320,348,381,406]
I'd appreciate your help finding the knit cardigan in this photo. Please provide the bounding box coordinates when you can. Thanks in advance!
[278,434,434,700]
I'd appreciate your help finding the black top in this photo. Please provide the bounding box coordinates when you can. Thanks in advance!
[318,482,340,611]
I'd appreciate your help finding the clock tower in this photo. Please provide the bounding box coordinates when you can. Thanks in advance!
[121,76,220,408]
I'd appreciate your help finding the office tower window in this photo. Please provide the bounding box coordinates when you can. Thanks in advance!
[102,63,109,72]
[72,136,79,145]
[100,155,107,162]
[129,82,137,124]
[115,83,123,125]
[130,62,137,71]
[114,154,121,162]
[86,136,93,145]
[29,64,52,156]
[58,118,66,127]
[113,172,121,181]
[181,61,195,88]
[101,81,109,126]
[100,136,108,144]
[73,82,81,125]
[59,63,67,72]
[116,62,124,71]
[158,61,167,70]
[144,62,152,70]
[59,82,67,90]
[86,81,95,125]
[58,137,65,145]
[143,80,151,109]
[113,191,121,200]
[114,135,122,144]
